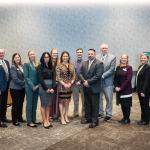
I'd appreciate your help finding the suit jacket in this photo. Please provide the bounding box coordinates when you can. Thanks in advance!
[136,64,150,96]
[9,64,25,90]
[80,58,104,93]
[0,59,10,92]
[23,62,39,90]
[97,53,116,87]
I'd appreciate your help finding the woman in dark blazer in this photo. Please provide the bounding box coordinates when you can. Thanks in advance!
[114,54,133,124]
[136,53,150,125]
[10,53,25,126]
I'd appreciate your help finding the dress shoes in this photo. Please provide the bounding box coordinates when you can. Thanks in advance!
[98,114,104,119]
[137,121,149,125]
[104,116,111,121]
[118,118,125,124]
[13,122,20,126]
[0,122,7,128]
[121,119,130,125]
[33,121,41,125]
[81,118,91,124]
[89,122,99,128]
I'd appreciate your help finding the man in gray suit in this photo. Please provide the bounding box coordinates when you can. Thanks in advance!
[80,49,104,128]
[97,44,116,121]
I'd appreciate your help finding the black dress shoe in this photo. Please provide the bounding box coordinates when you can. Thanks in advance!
[81,119,91,124]
[89,122,98,128]
[0,122,7,128]
[13,122,20,126]
[98,114,104,119]
[137,121,149,125]
[121,119,130,125]
[33,121,41,125]
[118,118,125,123]
[104,116,111,121]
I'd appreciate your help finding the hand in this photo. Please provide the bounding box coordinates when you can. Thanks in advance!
[49,89,54,93]
[32,85,39,91]
[141,93,145,97]
[83,80,89,87]
[76,81,81,86]
[115,87,121,92]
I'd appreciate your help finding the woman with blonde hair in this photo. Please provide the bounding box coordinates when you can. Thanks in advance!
[136,53,150,125]
[23,50,40,127]
[114,54,133,124]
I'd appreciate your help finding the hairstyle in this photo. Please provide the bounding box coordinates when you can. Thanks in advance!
[88,48,96,52]
[60,51,70,63]
[100,43,108,49]
[76,48,83,53]
[50,48,58,55]
[119,54,129,67]
[40,52,52,69]
[140,53,149,60]
[11,53,22,67]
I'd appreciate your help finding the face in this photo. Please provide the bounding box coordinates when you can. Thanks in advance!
[120,54,128,65]
[88,50,95,61]
[140,55,148,65]
[44,53,50,64]
[28,51,36,62]
[14,54,21,64]
[62,53,69,63]
[0,49,5,60]
[76,49,83,60]
[51,49,58,59]
[100,44,108,55]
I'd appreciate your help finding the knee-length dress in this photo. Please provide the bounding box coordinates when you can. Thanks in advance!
[56,63,75,103]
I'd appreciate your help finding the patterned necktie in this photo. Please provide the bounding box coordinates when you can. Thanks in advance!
[2,60,9,81]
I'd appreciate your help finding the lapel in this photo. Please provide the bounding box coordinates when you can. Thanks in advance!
[87,59,96,73]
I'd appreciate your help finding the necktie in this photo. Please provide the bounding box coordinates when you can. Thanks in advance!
[2,60,9,81]
[88,61,92,70]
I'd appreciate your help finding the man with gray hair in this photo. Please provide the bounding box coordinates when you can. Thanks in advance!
[97,44,116,121]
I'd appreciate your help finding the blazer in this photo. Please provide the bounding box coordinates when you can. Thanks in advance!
[97,53,116,87]
[136,64,150,96]
[80,58,104,94]
[9,64,25,90]
[23,62,39,90]
[0,59,10,92]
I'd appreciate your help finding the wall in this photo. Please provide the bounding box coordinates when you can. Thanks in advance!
[0,3,150,69]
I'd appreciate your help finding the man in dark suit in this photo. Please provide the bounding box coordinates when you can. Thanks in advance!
[0,49,10,127]
[80,49,104,128]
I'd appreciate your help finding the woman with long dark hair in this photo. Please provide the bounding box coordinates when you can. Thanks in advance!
[38,52,55,129]
[56,51,75,125]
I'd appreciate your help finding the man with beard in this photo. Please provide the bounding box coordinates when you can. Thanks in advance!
[80,49,104,128]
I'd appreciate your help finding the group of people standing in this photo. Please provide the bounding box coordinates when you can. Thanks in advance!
[0,43,150,129]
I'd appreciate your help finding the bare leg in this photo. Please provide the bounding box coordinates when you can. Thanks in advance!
[64,100,70,123]
[59,102,66,125]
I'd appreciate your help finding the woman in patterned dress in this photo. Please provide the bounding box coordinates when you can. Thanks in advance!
[56,51,76,125]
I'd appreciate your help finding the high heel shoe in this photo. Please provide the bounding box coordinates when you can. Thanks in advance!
[43,123,49,129]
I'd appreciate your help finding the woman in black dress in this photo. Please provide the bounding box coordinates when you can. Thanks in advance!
[38,52,55,129]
